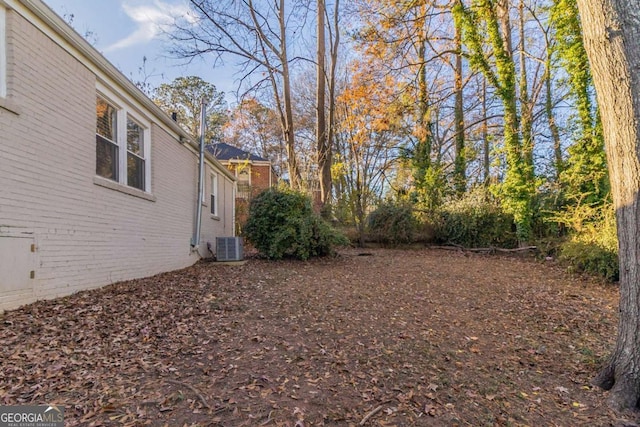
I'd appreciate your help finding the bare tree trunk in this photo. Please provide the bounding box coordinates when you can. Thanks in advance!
[418,39,431,171]
[482,77,490,185]
[413,2,434,186]
[326,0,340,212]
[518,0,533,175]
[176,0,303,190]
[496,0,513,56]
[545,55,562,181]
[540,4,563,181]
[453,4,466,195]
[278,0,301,190]
[316,0,331,212]
[576,0,640,412]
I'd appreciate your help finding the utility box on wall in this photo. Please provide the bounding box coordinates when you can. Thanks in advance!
[0,234,36,311]
[216,237,244,261]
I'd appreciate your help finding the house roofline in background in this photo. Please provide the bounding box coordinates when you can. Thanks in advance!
[222,159,273,166]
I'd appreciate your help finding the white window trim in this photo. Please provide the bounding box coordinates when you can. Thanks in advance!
[0,5,7,99]
[96,88,151,193]
[125,114,149,191]
[210,172,218,218]
[201,167,207,205]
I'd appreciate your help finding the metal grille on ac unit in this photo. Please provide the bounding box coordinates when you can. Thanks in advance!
[216,237,244,261]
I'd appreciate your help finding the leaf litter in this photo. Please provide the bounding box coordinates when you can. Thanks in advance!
[0,247,636,426]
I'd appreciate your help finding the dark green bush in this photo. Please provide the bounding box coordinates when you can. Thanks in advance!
[559,240,619,281]
[244,189,348,260]
[367,202,417,245]
[436,188,518,248]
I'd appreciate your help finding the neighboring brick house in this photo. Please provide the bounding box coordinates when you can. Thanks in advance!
[0,0,236,311]
[207,143,277,226]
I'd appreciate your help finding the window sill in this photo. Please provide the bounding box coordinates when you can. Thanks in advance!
[93,176,156,202]
[0,97,21,115]
[210,215,220,221]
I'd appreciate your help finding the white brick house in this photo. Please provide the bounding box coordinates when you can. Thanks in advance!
[0,0,236,312]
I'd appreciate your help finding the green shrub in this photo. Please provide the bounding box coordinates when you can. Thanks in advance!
[531,183,566,239]
[558,240,619,281]
[436,188,518,248]
[367,202,417,245]
[558,203,618,281]
[244,189,348,260]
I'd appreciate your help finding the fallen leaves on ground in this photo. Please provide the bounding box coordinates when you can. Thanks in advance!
[0,248,635,426]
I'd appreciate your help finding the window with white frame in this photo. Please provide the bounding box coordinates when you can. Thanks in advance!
[237,167,250,199]
[96,97,118,181]
[126,117,145,190]
[95,94,150,192]
[210,173,218,216]
[0,5,7,99]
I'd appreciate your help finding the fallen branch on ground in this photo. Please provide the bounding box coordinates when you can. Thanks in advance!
[359,404,385,425]
[430,245,537,254]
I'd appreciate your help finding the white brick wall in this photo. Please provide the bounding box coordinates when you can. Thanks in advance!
[200,164,236,257]
[0,4,234,311]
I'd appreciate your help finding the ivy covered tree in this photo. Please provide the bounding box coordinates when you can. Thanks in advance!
[454,0,535,244]
[453,0,467,196]
[551,0,609,206]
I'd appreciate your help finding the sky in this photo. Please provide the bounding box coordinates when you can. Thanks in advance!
[42,0,238,104]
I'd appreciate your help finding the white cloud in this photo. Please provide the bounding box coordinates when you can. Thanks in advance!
[105,0,193,52]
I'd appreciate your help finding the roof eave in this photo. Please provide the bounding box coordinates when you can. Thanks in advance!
[14,0,237,184]
[17,0,192,144]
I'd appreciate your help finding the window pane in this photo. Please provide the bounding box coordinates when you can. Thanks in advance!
[238,169,250,181]
[237,183,251,199]
[211,174,217,215]
[127,117,143,156]
[96,97,117,141]
[127,153,145,190]
[96,135,118,180]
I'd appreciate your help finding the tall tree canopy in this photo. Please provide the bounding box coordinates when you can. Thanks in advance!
[153,76,227,142]
[224,97,285,176]
[171,0,311,189]
[159,0,614,273]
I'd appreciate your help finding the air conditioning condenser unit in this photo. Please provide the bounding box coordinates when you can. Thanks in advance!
[216,237,244,261]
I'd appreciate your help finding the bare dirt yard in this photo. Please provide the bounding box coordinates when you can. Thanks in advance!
[1,248,637,426]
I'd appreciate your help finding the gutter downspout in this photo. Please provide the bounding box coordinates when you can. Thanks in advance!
[232,178,237,237]
[191,98,207,249]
